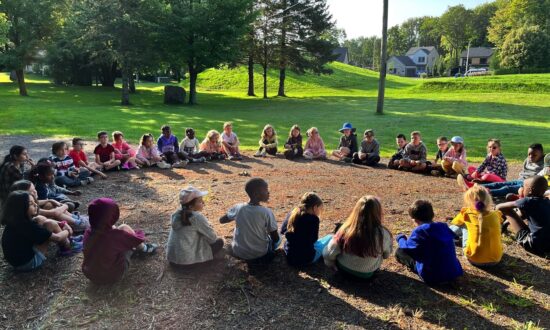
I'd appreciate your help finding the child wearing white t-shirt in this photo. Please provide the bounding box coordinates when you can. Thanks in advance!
[220,122,242,160]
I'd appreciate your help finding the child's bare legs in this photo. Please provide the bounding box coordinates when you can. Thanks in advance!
[411,162,427,172]
[500,207,528,234]
[135,158,150,167]
[442,159,453,173]
[118,224,145,251]
[332,147,350,159]
[103,159,121,170]
[42,219,71,249]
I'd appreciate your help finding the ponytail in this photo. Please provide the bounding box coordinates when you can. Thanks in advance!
[179,200,197,226]
[474,201,485,246]
[286,192,323,233]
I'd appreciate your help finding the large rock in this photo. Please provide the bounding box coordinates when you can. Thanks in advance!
[164,85,186,105]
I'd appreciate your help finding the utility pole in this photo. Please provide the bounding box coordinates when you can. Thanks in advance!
[376,0,388,115]
[465,40,471,75]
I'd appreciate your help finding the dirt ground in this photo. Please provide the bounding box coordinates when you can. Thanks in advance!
[0,136,548,330]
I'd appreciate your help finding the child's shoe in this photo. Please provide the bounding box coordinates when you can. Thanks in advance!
[72,235,84,243]
[157,161,171,169]
[228,155,234,160]
[234,153,243,160]
[121,163,131,170]
[260,150,267,157]
[58,240,83,257]
[430,170,441,176]
[172,160,189,168]
[81,177,94,185]
[72,214,90,233]
[343,157,352,163]
[254,150,262,157]
[136,243,158,256]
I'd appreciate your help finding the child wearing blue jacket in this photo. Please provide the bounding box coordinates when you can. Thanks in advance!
[395,200,463,285]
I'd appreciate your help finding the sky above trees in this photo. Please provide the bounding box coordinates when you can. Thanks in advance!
[327,0,492,38]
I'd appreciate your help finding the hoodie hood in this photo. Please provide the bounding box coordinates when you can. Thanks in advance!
[88,198,119,231]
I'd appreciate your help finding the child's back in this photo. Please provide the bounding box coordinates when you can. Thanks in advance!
[166,210,219,265]
[515,196,550,254]
[398,222,463,284]
[282,212,319,266]
[230,203,278,260]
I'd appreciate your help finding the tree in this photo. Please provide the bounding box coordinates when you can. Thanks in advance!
[500,25,550,71]
[471,1,499,47]
[0,0,68,96]
[275,0,336,97]
[0,12,8,46]
[418,16,441,49]
[166,0,253,105]
[343,36,380,69]
[376,0,388,115]
[439,5,475,64]
[387,25,407,56]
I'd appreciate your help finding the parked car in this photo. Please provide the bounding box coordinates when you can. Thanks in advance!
[465,68,489,77]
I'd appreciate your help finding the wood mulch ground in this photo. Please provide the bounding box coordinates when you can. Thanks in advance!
[0,136,548,329]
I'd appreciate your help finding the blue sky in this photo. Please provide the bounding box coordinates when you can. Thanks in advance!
[327,0,492,38]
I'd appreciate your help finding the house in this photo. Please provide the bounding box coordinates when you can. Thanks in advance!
[24,50,48,75]
[387,46,439,77]
[332,47,349,64]
[387,56,418,77]
[460,47,494,68]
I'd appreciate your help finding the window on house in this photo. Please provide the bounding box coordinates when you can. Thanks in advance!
[418,56,425,63]
[480,58,487,64]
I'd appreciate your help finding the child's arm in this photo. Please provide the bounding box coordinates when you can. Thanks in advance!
[109,151,116,162]
[397,228,424,259]
[157,139,163,155]
[220,204,241,224]
[173,137,180,153]
[269,230,279,249]
[322,237,340,269]
[195,214,219,244]
[95,153,103,166]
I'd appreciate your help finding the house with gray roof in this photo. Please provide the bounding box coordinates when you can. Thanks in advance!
[460,47,494,68]
[332,47,349,64]
[387,46,439,77]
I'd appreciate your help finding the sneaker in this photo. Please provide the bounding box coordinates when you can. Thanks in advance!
[260,150,267,157]
[198,157,207,163]
[343,157,352,163]
[228,155,234,161]
[172,160,189,168]
[121,163,131,171]
[234,154,243,160]
[254,150,263,157]
[72,235,84,243]
[81,177,94,185]
[456,174,469,192]
[430,170,441,176]
[72,214,90,233]
[136,243,158,256]
[58,240,83,257]
[157,161,171,169]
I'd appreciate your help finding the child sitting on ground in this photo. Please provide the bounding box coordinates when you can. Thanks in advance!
[395,200,463,285]
[1,191,81,272]
[136,134,171,169]
[450,185,503,267]
[388,134,408,169]
[303,127,326,160]
[332,122,358,162]
[10,180,90,232]
[323,195,393,280]
[457,138,508,190]
[441,136,468,177]
[352,129,380,166]
[399,131,428,173]
[429,136,449,176]
[0,145,34,202]
[220,178,279,263]
[157,125,187,168]
[49,141,93,187]
[496,176,550,256]
[283,125,303,160]
[255,124,278,157]
[82,198,158,284]
[166,186,224,266]
[221,122,242,160]
[180,128,208,163]
[281,192,331,267]
[69,138,107,179]
[483,144,544,199]
[31,162,82,214]
[94,131,122,171]
[112,131,139,170]
[200,130,226,160]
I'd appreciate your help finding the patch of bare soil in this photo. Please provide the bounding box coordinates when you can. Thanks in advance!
[0,145,548,329]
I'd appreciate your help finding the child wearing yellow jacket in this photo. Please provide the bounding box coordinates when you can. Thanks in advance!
[450,184,503,266]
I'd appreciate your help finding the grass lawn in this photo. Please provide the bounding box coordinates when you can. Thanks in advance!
[1,62,549,162]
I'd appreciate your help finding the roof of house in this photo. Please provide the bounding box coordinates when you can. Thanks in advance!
[332,47,349,62]
[461,47,494,58]
[406,46,436,56]
[390,56,417,67]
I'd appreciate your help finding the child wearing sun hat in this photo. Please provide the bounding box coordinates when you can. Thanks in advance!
[166,186,224,266]
[332,122,358,162]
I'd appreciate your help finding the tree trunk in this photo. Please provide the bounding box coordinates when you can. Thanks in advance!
[188,65,198,105]
[262,64,267,99]
[129,74,136,94]
[247,54,255,96]
[121,67,130,106]
[100,63,117,87]
[277,68,286,97]
[15,69,28,96]
[376,0,389,115]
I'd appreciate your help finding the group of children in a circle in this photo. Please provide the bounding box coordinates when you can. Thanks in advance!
[0,121,549,285]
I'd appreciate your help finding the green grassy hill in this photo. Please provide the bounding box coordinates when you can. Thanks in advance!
[1,63,549,162]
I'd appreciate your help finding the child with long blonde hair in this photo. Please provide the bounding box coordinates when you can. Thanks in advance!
[281,192,331,266]
[450,184,503,266]
[200,130,225,160]
[254,124,278,157]
[303,127,326,160]
[323,195,392,279]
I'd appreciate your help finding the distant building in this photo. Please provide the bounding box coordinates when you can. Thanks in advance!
[460,47,494,68]
[387,46,439,77]
[332,47,349,64]
[24,50,48,75]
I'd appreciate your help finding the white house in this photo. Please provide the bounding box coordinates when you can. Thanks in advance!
[387,46,439,77]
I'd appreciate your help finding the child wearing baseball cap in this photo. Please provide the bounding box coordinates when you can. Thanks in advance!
[166,186,224,266]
